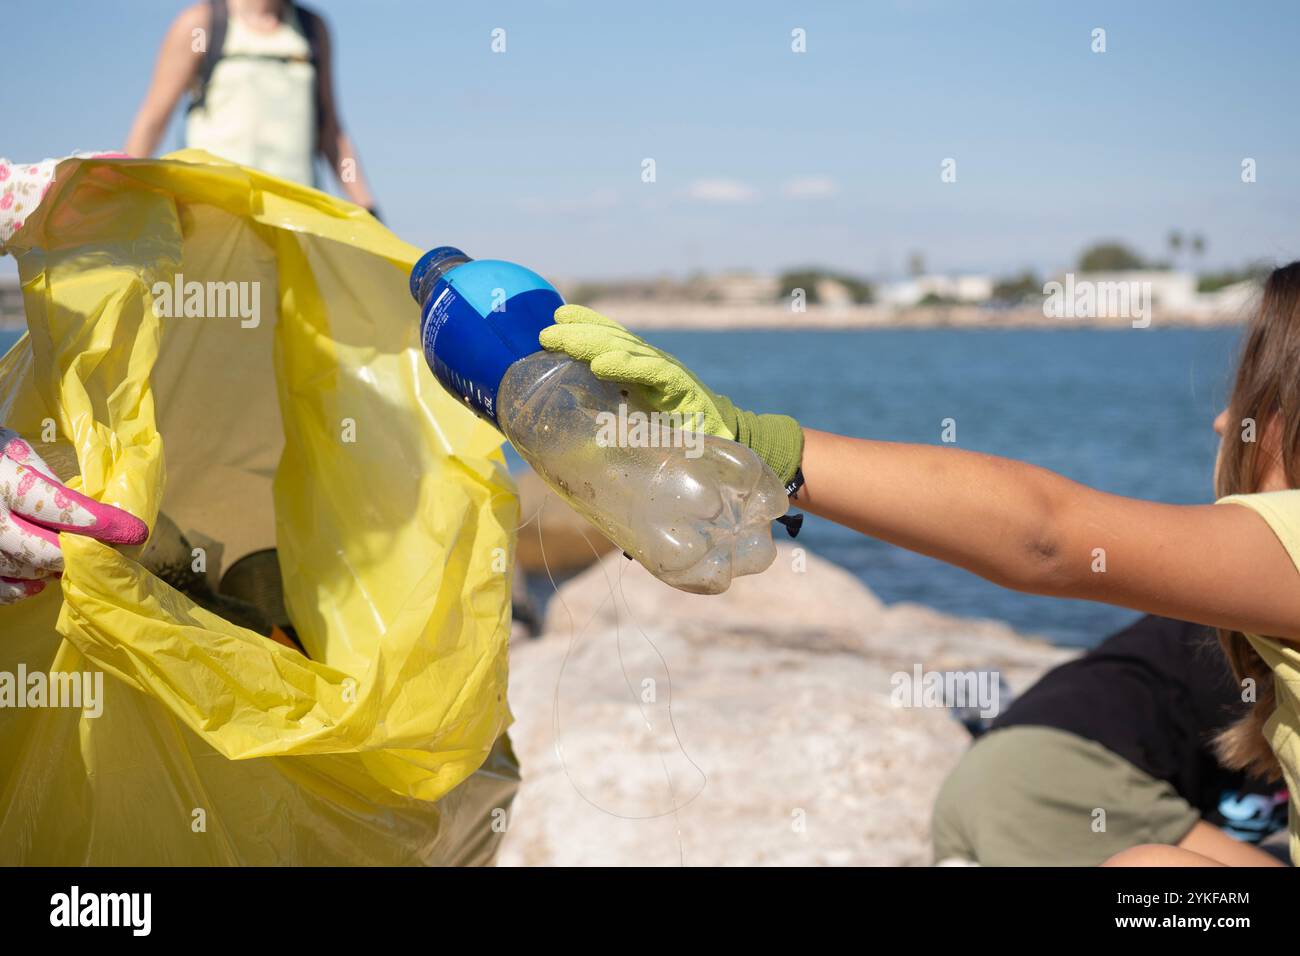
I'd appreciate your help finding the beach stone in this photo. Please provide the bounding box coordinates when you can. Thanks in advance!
[499,543,1074,866]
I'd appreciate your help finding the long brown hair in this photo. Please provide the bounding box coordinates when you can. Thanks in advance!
[1213,262,1300,780]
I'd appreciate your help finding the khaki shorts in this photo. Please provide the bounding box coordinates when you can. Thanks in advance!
[932,726,1200,866]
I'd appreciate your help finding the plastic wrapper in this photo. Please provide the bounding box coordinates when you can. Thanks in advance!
[0,151,519,864]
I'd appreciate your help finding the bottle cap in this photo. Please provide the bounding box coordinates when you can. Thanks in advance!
[409,246,471,305]
[410,248,564,427]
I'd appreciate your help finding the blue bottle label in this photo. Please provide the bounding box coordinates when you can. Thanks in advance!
[417,260,564,427]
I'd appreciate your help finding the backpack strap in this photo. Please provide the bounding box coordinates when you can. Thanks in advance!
[292,2,328,142]
[187,0,229,114]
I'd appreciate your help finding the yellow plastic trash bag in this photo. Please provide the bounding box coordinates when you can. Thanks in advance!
[0,151,519,864]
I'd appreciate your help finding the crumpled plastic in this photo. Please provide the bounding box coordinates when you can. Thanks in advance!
[0,150,519,864]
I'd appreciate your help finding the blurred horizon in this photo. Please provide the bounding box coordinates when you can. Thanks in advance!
[3,0,1298,282]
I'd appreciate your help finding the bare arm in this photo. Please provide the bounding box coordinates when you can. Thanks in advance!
[124,5,207,157]
[310,14,377,210]
[798,428,1300,641]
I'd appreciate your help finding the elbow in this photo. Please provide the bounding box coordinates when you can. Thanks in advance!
[1013,530,1073,596]
[993,490,1077,597]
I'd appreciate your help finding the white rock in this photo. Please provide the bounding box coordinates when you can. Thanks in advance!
[500,544,1074,866]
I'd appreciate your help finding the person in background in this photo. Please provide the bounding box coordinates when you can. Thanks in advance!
[933,614,1287,867]
[537,261,1300,867]
[125,0,379,216]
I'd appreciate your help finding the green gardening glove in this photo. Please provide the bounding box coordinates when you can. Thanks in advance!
[539,304,805,485]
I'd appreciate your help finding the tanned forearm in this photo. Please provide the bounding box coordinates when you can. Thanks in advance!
[798,427,1073,593]
[796,427,1300,641]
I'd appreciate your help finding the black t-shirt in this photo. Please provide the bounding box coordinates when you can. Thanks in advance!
[994,614,1283,833]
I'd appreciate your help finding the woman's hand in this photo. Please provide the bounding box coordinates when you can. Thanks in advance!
[540,305,805,484]
[0,428,149,606]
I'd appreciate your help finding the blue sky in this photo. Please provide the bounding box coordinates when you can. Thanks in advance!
[3,0,1298,280]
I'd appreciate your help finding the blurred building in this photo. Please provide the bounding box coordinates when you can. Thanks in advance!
[877,274,994,307]
[563,271,780,305]
[1069,270,1198,312]
[696,271,780,305]
[1054,270,1258,321]
[812,277,856,307]
[1189,277,1261,321]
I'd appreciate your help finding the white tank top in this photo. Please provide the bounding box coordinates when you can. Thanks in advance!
[184,7,317,186]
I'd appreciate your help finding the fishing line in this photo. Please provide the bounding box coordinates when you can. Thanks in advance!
[525,496,706,864]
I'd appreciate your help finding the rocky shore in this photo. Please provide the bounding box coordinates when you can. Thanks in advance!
[499,542,1075,866]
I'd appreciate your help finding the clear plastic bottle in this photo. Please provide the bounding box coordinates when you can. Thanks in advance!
[411,247,789,594]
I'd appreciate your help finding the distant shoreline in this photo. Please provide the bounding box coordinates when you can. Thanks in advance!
[585,301,1245,331]
[0,306,1244,335]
